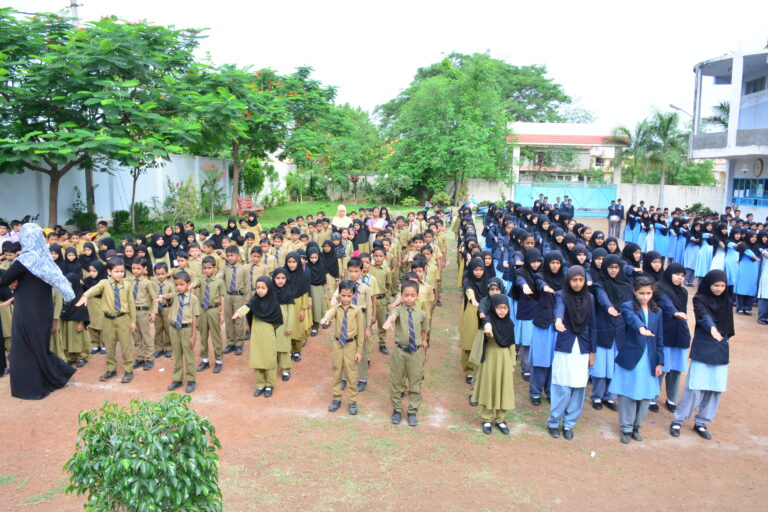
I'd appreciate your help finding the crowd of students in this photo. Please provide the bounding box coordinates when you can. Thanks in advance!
[457,199,763,440]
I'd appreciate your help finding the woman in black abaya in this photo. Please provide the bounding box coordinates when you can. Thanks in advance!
[0,223,76,399]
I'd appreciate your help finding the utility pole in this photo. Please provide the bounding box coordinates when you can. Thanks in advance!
[69,1,96,214]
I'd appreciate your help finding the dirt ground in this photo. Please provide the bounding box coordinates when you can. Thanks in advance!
[1,218,767,511]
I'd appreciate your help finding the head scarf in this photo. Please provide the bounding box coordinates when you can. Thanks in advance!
[321,240,339,279]
[658,262,688,312]
[83,260,108,291]
[600,254,632,309]
[271,268,295,305]
[462,257,488,304]
[247,212,260,227]
[641,251,664,282]
[150,234,169,259]
[306,246,326,286]
[621,242,642,268]
[49,244,64,271]
[486,276,506,295]
[62,247,82,276]
[604,236,620,255]
[488,294,515,348]
[542,250,566,291]
[16,223,74,301]
[245,276,283,326]
[60,272,89,323]
[331,232,346,259]
[97,237,115,261]
[588,230,605,251]
[588,247,608,283]
[563,265,591,335]
[284,251,308,298]
[78,242,97,271]
[121,243,136,269]
[516,248,542,299]
[569,244,588,267]
[693,269,734,338]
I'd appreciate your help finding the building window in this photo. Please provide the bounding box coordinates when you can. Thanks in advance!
[594,157,604,167]
[745,76,766,95]
[732,178,768,207]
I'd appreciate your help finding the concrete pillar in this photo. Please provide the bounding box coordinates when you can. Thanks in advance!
[727,55,743,149]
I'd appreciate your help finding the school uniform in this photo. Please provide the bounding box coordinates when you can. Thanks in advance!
[275,294,295,375]
[127,275,157,363]
[246,262,269,301]
[609,302,664,435]
[223,262,249,349]
[389,305,429,415]
[50,290,64,360]
[694,233,714,278]
[459,287,482,378]
[167,291,201,384]
[151,278,173,354]
[683,230,702,285]
[724,241,741,287]
[734,247,760,312]
[757,248,768,323]
[656,270,691,406]
[368,263,392,348]
[513,278,536,377]
[332,281,372,382]
[322,303,365,403]
[529,276,557,400]
[83,278,137,373]
[237,301,281,390]
[195,275,225,362]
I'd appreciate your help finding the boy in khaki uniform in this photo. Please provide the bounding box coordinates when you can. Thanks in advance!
[222,246,249,355]
[195,256,226,373]
[78,258,137,383]
[151,262,173,358]
[320,279,365,416]
[128,259,157,371]
[246,247,269,300]
[165,271,201,394]
[383,280,429,426]
[368,248,392,355]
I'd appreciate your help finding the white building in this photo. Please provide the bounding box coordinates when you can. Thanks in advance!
[690,50,768,220]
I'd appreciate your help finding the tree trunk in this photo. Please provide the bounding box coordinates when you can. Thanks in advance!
[130,167,139,232]
[631,173,637,205]
[49,170,60,228]
[452,171,465,205]
[85,168,95,214]
[230,142,241,215]
[658,164,666,208]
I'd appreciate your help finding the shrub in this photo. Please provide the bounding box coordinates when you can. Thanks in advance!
[163,178,200,225]
[689,202,716,216]
[64,394,222,512]
[401,196,419,207]
[112,210,131,232]
[430,191,452,206]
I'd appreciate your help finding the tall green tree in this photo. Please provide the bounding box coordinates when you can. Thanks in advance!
[0,10,202,226]
[649,111,688,207]
[703,101,729,130]
[609,120,655,204]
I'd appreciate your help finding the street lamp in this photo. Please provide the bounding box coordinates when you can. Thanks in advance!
[669,104,693,118]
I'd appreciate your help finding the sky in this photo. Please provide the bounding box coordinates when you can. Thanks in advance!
[7,0,768,130]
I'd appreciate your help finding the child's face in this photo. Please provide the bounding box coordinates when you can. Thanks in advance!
[650,259,662,272]
[402,286,418,307]
[472,266,484,279]
[250,252,262,264]
[274,274,286,287]
[555,235,564,243]
[361,258,370,271]
[671,272,685,286]
[346,266,361,281]
[203,263,216,277]
[309,253,319,264]
[339,287,354,306]
[607,263,620,278]
[260,243,270,253]
[124,246,134,258]
[255,281,268,297]
[569,275,586,292]
[576,253,586,264]
[342,230,350,240]
[413,240,424,251]
[413,266,425,280]
[174,278,190,294]
[373,252,385,265]
[634,285,653,305]
[421,250,432,261]
[221,238,231,248]
[594,257,604,269]
[633,250,641,262]
[177,257,188,268]
[286,258,298,271]
[98,224,107,233]
[155,267,168,281]
[66,251,77,262]
[530,260,541,271]
[50,250,59,260]
[273,239,282,248]
[607,241,618,252]
[291,233,299,241]
[710,280,726,295]
[48,236,58,244]
[549,259,562,273]
[0,226,6,236]
[88,267,98,279]
[131,263,144,277]
[488,286,500,297]
[494,303,509,318]
[582,229,592,241]
[108,265,125,281]
[226,252,239,265]
[189,247,200,259]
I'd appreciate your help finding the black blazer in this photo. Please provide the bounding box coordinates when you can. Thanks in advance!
[592,282,627,349]
[615,301,664,375]
[656,294,691,349]
[689,298,729,365]
[553,291,596,354]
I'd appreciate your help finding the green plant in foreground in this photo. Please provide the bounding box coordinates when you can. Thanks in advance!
[64,394,222,512]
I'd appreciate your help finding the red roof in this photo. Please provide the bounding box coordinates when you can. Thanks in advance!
[508,134,624,146]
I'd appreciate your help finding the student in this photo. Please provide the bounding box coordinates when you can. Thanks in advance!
[472,294,516,435]
[60,273,90,367]
[164,271,200,393]
[656,263,691,411]
[78,257,137,383]
[151,262,174,358]
[459,257,487,384]
[272,268,295,381]
[734,230,760,315]
[369,247,392,354]
[670,269,734,440]
[233,276,283,397]
[128,258,157,371]
[548,266,596,440]
[195,256,226,374]
[285,251,311,362]
[306,246,328,337]
[222,246,249,355]
[83,261,107,355]
[382,280,429,426]
[758,231,768,325]
[513,248,543,381]
[694,222,715,280]
[724,227,743,297]
[320,279,365,415]
[683,222,703,286]
[609,276,664,444]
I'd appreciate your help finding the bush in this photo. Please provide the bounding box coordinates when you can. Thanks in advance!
[162,178,200,225]
[72,212,98,231]
[430,191,452,206]
[112,210,131,232]
[689,202,716,216]
[64,394,222,512]
[401,196,419,207]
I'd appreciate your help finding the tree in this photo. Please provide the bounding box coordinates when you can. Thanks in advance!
[609,120,655,204]
[0,10,202,226]
[703,101,729,131]
[649,111,687,208]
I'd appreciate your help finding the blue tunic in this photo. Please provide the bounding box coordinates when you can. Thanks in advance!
[609,345,660,400]
[654,224,668,257]
[530,324,556,367]
[724,243,740,286]
[590,340,617,379]
[623,221,635,244]
[735,250,759,296]
[683,240,700,270]
[515,319,534,347]
[688,360,727,392]
[694,235,714,278]
[666,232,679,262]
[759,252,768,300]
[662,346,688,373]
[674,231,687,264]
[636,228,647,251]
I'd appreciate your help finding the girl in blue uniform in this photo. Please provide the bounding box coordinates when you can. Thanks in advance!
[758,232,768,325]
[670,270,734,440]
[609,275,664,444]
[513,248,542,381]
[734,230,760,315]
[652,213,668,262]
[683,222,703,286]
[710,223,728,271]
[666,218,681,264]
[694,222,715,280]
[656,263,691,412]
[623,205,638,244]
[724,227,743,298]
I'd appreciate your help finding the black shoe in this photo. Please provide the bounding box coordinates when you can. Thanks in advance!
[436,300,443,307]
[482,422,492,435]
[522,372,531,382]
[548,427,560,438]
[591,400,603,410]
[253,387,265,397]
[143,360,154,371]
[631,429,643,441]
[670,422,681,437]
[292,352,301,362]
[263,387,273,398]
[152,350,163,358]
[234,346,243,356]
[281,372,291,382]
[341,378,347,391]
[90,347,100,355]
[531,397,541,406]
[407,413,418,427]
[605,400,618,412]
[356,380,366,392]
[310,329,318,337]
[99,370,117,381]
[620,433,631,444]
[328,400,341,412]
[465,375,473,385]
[196,361,210,372]
[213,363,222,373]
[76,359,87,368]
[164,350,173,358]
[401,392,405,398]
[496,422,509,435]
[167,381,183,391]
[379,345,389,355]
[322,323,330,329]
[132,359,145,369]
[348,402,358,415]
[694,424,712,440]
[563,428,574,440]
[758,319,768,325]
[99,346,107,354]
[120,372,132,383]
[223,345,236,354]
[648,402,659,413]
[665,399,677,412]
[468,394,477,407]
[391,411,402,424]
[185,382,196,393]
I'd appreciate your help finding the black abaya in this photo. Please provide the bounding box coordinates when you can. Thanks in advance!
[0,260,75,399]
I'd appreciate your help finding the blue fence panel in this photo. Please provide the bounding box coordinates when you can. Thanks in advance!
[514,182,616,214]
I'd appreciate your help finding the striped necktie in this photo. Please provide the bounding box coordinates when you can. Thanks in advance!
[339,308,348,346]
[113,282,121,311]
[133,279,139,300]
[158,282,164,311]
[229,264,237,292]
[407,308,417,352]
[175,294,186,329]
[202,280,210,310]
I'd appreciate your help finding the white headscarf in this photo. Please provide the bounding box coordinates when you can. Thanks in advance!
[16,223,75,302]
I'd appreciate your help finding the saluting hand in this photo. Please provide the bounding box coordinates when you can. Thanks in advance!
[639,326,654,337]
[711,326,724,342]
[607,306,621,317]
[554,319,566,333]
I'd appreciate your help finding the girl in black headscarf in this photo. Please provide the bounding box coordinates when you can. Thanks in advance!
[604,236,620,256]
[460,257,488,384]
[588,230,606,253]
[472,293,516,435]
[162,225,173,247]
[351,219,369,253]
[284,252,309,361]
[272,268,295,381]
[61,247,82,277]
[225,218,240,240]
[547,265,596,439]
[135,244,153,277]
[167,235,182,268]
[656,262,690,411]
[78,242,98,276]
[670,269,733,440]
[149,234,170,270]
[641,251,664,283]
[210,225,224,250]
[233,275,283,397]
[60,272,90,366]
[513,248,543,381]
[121,243,136,270]
[306,246,327,336]
[83,260,108,354]
[96,238,115,263]
[588,248,608,285]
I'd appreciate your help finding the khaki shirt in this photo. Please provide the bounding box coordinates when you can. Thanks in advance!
[322,304,365,349]
[126,275,157,308]
[151,279,173,314]
[330,280,372,326]
[246,263,269,292]
[392,305,428,348]
[223,263,249,295]
[361,272,381,296]
[84,278,137,322]
[195,276,226,310]
[167,291,201,327]
[368,264,391,298]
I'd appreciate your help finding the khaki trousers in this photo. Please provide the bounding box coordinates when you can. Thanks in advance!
[103,315,133,373]
[198,306,223,360]
[169,325,196,382]
[389,345,424,414]
[131,310,154,361]
[332,340,359,402]
[254,368,276,388]
[154,309,171,352]
[224,294,245,347]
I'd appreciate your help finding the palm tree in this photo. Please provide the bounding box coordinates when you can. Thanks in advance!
[609,120,654,204]
[703,101,729,130]
[649,111,688,208]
